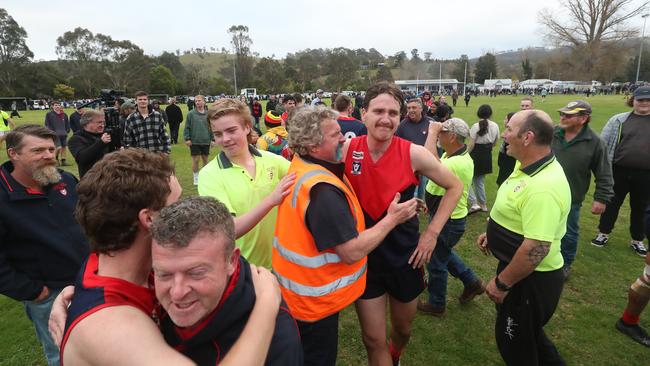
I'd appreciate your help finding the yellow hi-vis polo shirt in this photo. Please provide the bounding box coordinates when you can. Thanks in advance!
[487,153,570,272]
[198,145,290,268]
[425,145,474,219]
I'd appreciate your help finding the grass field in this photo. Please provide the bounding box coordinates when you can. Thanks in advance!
[0,94,646,365]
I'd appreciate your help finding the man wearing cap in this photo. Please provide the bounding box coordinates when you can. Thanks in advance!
[311,89,324,106]
[552,100,613,278]
[592,86,650,256]
[418,118,485,316]
[477,109,570,365]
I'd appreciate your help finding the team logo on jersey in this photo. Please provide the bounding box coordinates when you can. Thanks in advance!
[513,180,526,193]
[352,151,364,160]
[352,161,362,175]
[266,168,275,181]
[53,183,67,196]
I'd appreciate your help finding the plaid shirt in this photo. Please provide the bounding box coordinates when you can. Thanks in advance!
[123,109,171,153]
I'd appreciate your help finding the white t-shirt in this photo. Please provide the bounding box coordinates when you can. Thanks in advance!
[470,120,500,145]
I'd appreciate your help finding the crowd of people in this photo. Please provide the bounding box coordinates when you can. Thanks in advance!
[0,81,649,366]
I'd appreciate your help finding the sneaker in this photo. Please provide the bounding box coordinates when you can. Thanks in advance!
[417,300,445,317]
[458,279,485,304]
[591,233,609,247]
[630,240,648,257]
[616,319,650,347]
[468,204,482,215]
[193,175,199,186]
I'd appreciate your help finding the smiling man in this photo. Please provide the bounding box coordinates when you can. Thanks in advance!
[199,98,295,269]
[273,105,419,366]
[151,196,303,365]
[342,82,462,366]
[59,149,282,366]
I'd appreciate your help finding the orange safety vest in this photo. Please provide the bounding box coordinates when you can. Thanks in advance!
[273,155,366,322]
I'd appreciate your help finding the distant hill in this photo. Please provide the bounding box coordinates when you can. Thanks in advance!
[179,52,232,76]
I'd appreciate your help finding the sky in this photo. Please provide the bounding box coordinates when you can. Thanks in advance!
[3,0,649,61]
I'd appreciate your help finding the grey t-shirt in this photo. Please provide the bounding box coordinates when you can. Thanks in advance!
[613,113,650,170]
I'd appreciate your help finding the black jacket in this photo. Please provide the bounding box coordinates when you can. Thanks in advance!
[160,258,303,366]
[0,162,89,300]
[165,104,184,125]
[69,129,111,178]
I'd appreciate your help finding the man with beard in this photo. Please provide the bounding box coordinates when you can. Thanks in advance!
[68,110,112,178]
[0,125,89,365]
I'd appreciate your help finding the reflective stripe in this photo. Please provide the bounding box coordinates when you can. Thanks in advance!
[273,237,342,268]
[276,262,367,297]
[291,169,333,207]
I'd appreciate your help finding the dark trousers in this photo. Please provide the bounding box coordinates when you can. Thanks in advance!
[297,312,339,366]
[598,165,650,241]
[495,265,565,366]
[10,110,21,118]
[169,121,181,144]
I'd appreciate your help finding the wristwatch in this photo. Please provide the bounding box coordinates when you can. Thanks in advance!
[495,276,511,292]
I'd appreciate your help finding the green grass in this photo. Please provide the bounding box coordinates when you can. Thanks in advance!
[1,94,646,365]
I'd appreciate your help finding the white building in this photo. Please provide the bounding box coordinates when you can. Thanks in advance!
[519,79,554,90]
[483,79,513,91]
[394,79,463,94]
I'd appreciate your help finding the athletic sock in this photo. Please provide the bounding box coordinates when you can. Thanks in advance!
[622,310,641,326]
[389,341,402,363]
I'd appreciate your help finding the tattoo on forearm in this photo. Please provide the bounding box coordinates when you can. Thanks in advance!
[528,242,550,265]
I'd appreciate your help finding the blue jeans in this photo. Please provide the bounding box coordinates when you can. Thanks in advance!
[426,217,478,308]
[468,175,486,206]
[560,202,582,267]
[23,288,63,366]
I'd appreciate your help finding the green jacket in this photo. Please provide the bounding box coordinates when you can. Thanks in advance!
[183,109,212,145]
[551,125,614,205]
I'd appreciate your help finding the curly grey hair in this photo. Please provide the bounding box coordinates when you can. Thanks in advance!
[287,106,338,156]
[151,196,235,257]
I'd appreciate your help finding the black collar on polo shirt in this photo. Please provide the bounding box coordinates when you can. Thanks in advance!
[520,152,555,177]
[217,145,262,169]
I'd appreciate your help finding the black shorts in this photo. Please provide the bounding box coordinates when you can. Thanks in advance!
[360,266,425,303]
[190,144,210,156]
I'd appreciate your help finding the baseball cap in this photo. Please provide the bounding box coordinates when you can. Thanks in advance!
[558,100,592,115]
[441,118,470,138]
[633,86,650,100]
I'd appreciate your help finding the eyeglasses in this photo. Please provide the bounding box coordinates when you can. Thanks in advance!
[559,113,581,118]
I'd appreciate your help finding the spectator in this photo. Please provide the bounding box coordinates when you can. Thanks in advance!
[68,109,112,178]
[468,105,499,214]
[592,86,650,256]
[44,101,71,166]
[551,100,613,278]
[184,95,212,186]
[122,91,171,154]
[1,125,89,365]
[165,97,184,144]
[334,95,366,139]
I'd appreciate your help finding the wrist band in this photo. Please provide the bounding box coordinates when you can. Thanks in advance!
[495,276,511,292]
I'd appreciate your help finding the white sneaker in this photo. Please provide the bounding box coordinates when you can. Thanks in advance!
[193,175,199,186]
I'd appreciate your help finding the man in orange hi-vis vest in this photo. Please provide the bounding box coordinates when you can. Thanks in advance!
[273,106,419,366]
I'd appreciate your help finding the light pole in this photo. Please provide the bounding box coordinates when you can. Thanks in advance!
[636,13,650,84]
